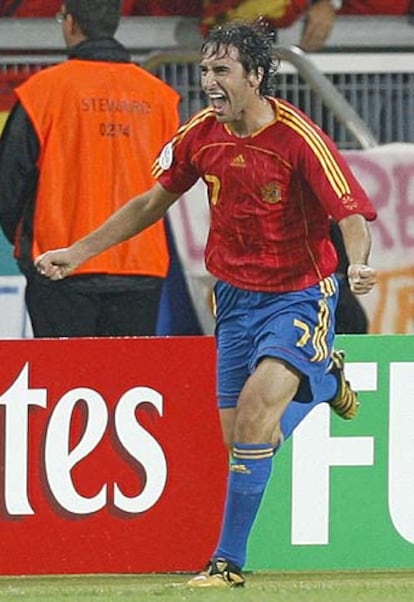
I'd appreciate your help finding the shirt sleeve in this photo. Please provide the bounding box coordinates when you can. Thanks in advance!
[0,102,39,244]
[153,127,200,195]
[297,120,377,222]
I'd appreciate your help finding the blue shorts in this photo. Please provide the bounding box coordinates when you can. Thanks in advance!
[215,277,339,410]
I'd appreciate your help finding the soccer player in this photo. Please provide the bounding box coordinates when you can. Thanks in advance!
[35,21,377,588]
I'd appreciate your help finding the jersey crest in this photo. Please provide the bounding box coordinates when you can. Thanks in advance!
[261,182,283,204]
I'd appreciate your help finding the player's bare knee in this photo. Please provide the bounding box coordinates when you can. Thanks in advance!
[234,404,281,444]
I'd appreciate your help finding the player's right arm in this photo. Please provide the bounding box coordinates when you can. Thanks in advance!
[35,183,180,280]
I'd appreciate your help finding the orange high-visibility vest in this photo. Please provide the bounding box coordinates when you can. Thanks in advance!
[16,59,180,277]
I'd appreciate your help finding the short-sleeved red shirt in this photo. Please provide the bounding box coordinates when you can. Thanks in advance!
[155,98,377,293]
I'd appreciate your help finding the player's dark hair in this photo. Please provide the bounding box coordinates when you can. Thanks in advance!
[65,0,121,39]
[201,20,279,96]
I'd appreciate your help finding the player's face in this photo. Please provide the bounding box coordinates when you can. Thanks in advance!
[200,44,261,124]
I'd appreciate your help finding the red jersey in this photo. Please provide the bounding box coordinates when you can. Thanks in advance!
[154,98,377,293]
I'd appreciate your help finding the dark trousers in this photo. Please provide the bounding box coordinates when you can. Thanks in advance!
[25,275,164,338]
[335,281,368,335]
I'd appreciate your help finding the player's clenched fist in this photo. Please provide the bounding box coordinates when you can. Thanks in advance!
[347,264,377,295]
[34,248,79,281]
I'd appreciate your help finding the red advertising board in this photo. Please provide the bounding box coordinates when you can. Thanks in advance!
[0,336,227,575]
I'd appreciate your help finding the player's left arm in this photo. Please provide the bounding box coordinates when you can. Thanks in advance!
[337,214,377,295]
[293,115,377,295]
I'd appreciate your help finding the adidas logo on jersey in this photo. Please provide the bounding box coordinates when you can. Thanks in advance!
[230,154,246,167]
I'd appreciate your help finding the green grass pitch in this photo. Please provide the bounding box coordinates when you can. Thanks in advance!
[0,570,413,601]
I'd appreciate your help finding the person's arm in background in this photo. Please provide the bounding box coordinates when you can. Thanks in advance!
[300,0,342,51]
[0,102,39,244]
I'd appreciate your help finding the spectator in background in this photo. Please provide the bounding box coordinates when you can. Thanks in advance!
[201,0,307,33]
[0,0,180,337]
[303,0,412,50]
[201,0,412,51]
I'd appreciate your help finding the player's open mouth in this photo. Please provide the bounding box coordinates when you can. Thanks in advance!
[208,93,227,114]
